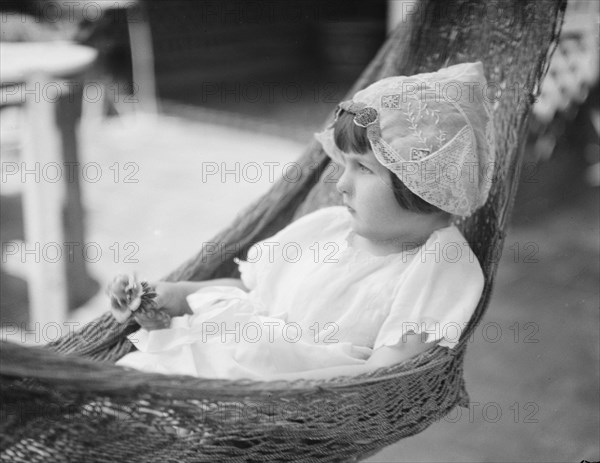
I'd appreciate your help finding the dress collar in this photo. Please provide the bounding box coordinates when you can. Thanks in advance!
[340,228,408,262]
[340,220,457,262]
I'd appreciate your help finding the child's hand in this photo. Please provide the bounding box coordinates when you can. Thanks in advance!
[106,274,172,330]
[106,276,194,330]
[132,306,171,331]
[150,281,194,319]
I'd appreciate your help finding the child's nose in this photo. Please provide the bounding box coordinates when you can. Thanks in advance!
[336,168,352,195]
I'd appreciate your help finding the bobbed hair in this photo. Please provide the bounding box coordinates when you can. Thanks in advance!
[332,109,445,214]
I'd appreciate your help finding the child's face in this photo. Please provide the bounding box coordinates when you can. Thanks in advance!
[335,149,413,242]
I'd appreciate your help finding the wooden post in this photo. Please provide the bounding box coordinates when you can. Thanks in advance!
[19,72,70,328]
[126,1,158,117]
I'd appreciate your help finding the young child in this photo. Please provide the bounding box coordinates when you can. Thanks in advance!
[112,61,495,381]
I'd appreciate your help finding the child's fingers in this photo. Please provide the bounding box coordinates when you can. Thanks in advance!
[133,308,171,331]
[147,281,175,313]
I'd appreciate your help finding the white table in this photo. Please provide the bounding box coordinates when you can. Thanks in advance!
[1,41,97,327]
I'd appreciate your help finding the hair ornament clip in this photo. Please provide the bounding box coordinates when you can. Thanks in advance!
[353,107,379,128]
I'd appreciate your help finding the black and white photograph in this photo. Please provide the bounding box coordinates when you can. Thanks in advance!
[1,0,598,461]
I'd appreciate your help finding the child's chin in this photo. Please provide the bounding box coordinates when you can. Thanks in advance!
[349,221,367,237]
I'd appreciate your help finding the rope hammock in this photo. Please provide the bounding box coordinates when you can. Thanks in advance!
[0,1,566,461]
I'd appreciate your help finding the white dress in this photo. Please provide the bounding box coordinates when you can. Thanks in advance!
[115,206,484,380]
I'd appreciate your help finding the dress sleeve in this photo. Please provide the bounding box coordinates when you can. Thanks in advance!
[235,207,346,291]
[234,236,280,291]
[373,240,485,351]
[234,252,262,291]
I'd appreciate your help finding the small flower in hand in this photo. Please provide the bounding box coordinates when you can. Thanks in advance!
[107,274,144,323]
[106,274,171,330]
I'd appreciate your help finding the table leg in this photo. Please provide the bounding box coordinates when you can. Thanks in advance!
[20,72,69,327]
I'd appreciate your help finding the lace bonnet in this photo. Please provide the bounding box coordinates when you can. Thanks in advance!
[315,61,496,217]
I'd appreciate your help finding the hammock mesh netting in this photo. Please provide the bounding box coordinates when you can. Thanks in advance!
[0,0,566,461]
